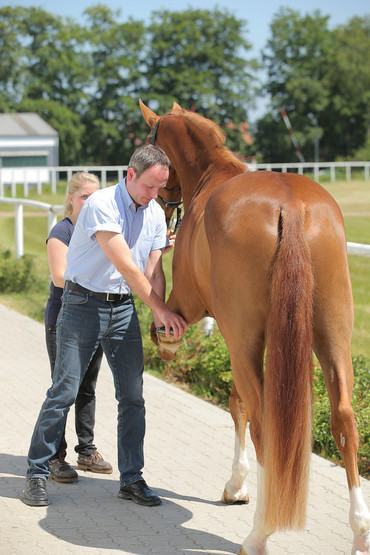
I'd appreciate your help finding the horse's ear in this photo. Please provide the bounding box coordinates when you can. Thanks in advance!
[172,102,182,111]
[139,99,159,128]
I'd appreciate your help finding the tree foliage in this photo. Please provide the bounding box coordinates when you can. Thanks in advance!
[255,9,370,162]
[0,5,369,164]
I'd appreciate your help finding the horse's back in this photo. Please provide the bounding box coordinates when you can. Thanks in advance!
[205,170,344,243]
[203,171,352,339]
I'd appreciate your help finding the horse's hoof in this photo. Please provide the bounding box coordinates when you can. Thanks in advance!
[352,530,370,554]
[221,488,249,504]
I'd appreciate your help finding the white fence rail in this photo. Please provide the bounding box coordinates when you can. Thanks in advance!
[0,161,369,197]
[0,166,128,197]
[1,197,370,259]
[248,161,370,183]
[0,198,63,258]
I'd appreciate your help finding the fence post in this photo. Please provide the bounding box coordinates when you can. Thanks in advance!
[11,171,16,198]
[48,209,57,234]
[51,169,57,194]
[37,169,42,195]
[23,169,29,198]
[15,203,24,258]
[101,169,107,188]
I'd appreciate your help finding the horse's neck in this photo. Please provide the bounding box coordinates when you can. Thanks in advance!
[180,160,244,210]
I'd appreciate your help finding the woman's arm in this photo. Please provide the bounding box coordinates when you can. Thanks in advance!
[47,237,68,288]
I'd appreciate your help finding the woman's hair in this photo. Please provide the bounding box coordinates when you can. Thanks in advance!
[64,172,100,217]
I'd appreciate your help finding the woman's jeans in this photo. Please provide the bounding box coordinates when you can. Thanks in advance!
[27,290,145,486]
[45,324,103,457]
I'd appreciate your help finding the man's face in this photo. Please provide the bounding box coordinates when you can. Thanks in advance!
[126,165,169,207]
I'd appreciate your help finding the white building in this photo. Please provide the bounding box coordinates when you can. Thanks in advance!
[0,113,59,184]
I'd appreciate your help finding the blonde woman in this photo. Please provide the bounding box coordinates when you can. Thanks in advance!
[44,172,112,482]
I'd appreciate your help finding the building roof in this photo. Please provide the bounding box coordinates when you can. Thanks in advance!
[0,113,58,137]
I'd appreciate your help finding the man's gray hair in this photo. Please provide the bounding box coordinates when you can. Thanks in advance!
[128,145,171,178]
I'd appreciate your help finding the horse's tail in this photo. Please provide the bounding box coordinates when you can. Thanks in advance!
[263,206,314,531]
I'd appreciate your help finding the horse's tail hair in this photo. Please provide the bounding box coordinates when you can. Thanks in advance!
[263,206,314,531]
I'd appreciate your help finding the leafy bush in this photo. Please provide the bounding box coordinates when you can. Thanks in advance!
[139,300,369,478]
[0,250,34,292]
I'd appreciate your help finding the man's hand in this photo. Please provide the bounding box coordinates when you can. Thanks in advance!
[162,229,176,255]
[156,306,188,339]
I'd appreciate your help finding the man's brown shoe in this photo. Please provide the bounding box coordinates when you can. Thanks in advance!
[77,450,113,474]
[49,450,78,483]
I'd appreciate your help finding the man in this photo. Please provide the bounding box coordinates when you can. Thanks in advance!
[23,145,188,507]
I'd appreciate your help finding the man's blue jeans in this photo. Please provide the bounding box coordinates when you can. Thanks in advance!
[27,290,145,486]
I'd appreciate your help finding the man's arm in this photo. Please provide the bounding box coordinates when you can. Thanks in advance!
[145,248,166,328]
[95,230,187,338]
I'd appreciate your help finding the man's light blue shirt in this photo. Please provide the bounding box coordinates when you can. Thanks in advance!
[65,178,167,294]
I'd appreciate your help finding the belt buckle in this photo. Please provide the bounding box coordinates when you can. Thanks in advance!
[105,292,115,302]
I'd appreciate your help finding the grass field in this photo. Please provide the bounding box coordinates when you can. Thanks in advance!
[0,178,369,356]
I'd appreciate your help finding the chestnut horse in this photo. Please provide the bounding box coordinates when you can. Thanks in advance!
[140,100,370,555]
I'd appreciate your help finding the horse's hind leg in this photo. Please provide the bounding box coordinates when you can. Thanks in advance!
[222,383,250,504]
[314,261,370,553]
[315,344,370,554]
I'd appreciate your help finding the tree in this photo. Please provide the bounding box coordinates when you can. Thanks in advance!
[260,8,334,162]
[0,6,89,164]
[142,8,259,156]
[258,9,370,162]
[325,16,370,158]
[82,5,147,164]
[0,7,29,109]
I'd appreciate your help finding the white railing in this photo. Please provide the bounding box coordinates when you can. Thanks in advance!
[1,197,370,259]
[0,198,63,258]
[0,166,128,197]
[247,161,370,183]
[0,161,369,197]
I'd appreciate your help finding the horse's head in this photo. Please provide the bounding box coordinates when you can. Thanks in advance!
[150,323,182,361]
[139,100,183,228]
[156,165,182,229]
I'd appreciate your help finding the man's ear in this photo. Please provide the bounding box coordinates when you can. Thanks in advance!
[126,167,136,182]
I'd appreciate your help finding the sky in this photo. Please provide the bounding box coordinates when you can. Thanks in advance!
[2,0,369,120]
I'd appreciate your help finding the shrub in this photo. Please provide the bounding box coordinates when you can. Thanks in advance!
[0,250,34,292]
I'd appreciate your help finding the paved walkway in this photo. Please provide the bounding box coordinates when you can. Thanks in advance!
[0,302,368,555]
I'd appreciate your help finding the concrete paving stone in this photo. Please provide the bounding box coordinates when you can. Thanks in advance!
[1,302,369,555]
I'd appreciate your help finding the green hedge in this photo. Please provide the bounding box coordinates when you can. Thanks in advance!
[0,250,34,292]
[137,299,369,479]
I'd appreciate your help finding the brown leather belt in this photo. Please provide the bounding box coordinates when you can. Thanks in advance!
[65,280,131,302]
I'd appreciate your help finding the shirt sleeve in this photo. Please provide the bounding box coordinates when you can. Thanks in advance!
[151,207,167,251]
[46,219,73,247]
[79,193,122,239]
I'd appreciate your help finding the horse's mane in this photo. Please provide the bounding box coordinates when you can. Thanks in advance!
[173,108,247,174]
